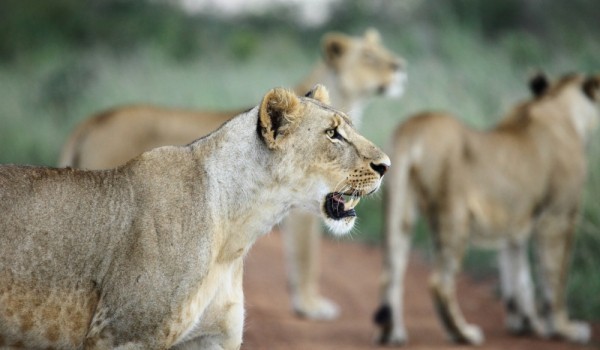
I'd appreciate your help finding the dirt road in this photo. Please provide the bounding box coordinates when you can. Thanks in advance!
[242,232,599,349]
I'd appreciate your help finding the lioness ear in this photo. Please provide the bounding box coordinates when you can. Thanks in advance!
[257,88,301,149]
[583,76,600,101]
[322,32,350,67]
[364,28,381,43]
[529,71,549,98]
[304,84,330,105]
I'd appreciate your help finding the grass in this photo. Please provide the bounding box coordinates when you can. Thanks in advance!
[0,25,599,321]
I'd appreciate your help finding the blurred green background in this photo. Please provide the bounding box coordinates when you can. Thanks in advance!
[1,0,599,321]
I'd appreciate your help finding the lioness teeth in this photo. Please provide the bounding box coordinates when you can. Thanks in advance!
[344,197,360,211]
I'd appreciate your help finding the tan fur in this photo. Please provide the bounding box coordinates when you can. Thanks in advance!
[375,73,599,345]
[58,29,406,322]
[0,86,390,349]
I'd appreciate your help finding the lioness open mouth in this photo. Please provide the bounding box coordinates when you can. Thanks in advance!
[324,192,361,220]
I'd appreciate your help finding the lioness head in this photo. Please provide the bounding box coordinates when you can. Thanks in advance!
[322,28,406,99]
[529,72,600,140]
[257,85,390,234]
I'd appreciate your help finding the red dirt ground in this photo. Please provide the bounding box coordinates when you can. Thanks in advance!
[242,232,600,350]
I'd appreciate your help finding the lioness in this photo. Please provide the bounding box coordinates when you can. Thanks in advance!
[58,28,406,320]
[374,73,598,345]
[0,85,390,349]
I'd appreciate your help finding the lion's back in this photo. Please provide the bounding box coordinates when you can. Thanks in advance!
[0,166,130,260]
[59,105,237,170]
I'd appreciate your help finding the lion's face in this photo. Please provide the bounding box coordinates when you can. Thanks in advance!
[257,85,390,235]
[322,28,407,100]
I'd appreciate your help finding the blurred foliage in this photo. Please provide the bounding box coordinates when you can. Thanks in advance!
[3,0,599,64]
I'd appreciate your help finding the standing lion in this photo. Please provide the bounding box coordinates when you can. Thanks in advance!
[375,73,598,345]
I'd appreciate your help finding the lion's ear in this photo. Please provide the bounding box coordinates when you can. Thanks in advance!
[583,75,600,101]
[529,72,549,98]
[322,32,350,68]
[364,28,381,43]
[257,88,301,149]
[304,84,330,105]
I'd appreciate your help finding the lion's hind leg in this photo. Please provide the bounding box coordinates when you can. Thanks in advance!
[534,214,590,344]
[429,213,484,345]
[498,239,547,337]
[374,154,417,346]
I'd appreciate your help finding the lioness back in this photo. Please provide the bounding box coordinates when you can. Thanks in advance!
[0,154,214,349]
[59,106,239,169]
[0,166,126,348]
[392,111,548,214]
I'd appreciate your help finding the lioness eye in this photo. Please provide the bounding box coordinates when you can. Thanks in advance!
[326,128,343,141]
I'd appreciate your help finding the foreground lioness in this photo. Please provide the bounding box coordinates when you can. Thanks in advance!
[374,73,599,345]
[0,85,390,349]
[58,28,406,321]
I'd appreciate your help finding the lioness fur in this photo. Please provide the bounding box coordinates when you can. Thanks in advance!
[374,73,599,345]
[58,28,406,321]
[0,85,390,349]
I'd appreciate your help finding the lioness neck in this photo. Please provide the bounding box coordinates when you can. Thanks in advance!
[295,61,365,123]
[188,109,296,259]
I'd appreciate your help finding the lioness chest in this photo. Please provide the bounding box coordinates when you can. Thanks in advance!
[166,259,243,347]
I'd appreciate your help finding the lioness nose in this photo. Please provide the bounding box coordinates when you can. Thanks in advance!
[370,162,389,177]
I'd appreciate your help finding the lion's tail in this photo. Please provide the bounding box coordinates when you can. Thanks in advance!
[58,108,117,168]
[57,121,87,168]
[57,127,81,168]
[374,125,421,335]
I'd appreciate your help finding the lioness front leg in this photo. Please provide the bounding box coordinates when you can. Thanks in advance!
[283,210,339,320]
[534,214,590,344]
[173,261,245,350]
[84,334,154,350]
[430,224,483,345]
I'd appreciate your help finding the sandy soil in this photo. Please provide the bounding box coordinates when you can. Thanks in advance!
[242,232,599,350]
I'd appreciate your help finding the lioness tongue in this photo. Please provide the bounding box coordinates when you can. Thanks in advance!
[333,193,344,203]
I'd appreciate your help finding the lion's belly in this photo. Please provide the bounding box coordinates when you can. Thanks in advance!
[466,191,533,248]
[0,276,97,349]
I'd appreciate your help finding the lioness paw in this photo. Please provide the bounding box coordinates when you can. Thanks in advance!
[451,324,484,346]
[562,321,591,344]
[293,296,340,321]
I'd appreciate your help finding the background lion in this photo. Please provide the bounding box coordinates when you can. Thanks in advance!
[58,28,406,321]
[374,73,599,345]
[0,85,390,349]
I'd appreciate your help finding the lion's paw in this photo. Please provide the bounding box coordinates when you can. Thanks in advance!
[452,324,484,346]
[376,328,408,347]
[562,321,591,344]
[293,295,340,321]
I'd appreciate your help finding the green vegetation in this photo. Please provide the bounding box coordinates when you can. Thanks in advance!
[0,0,598,321]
